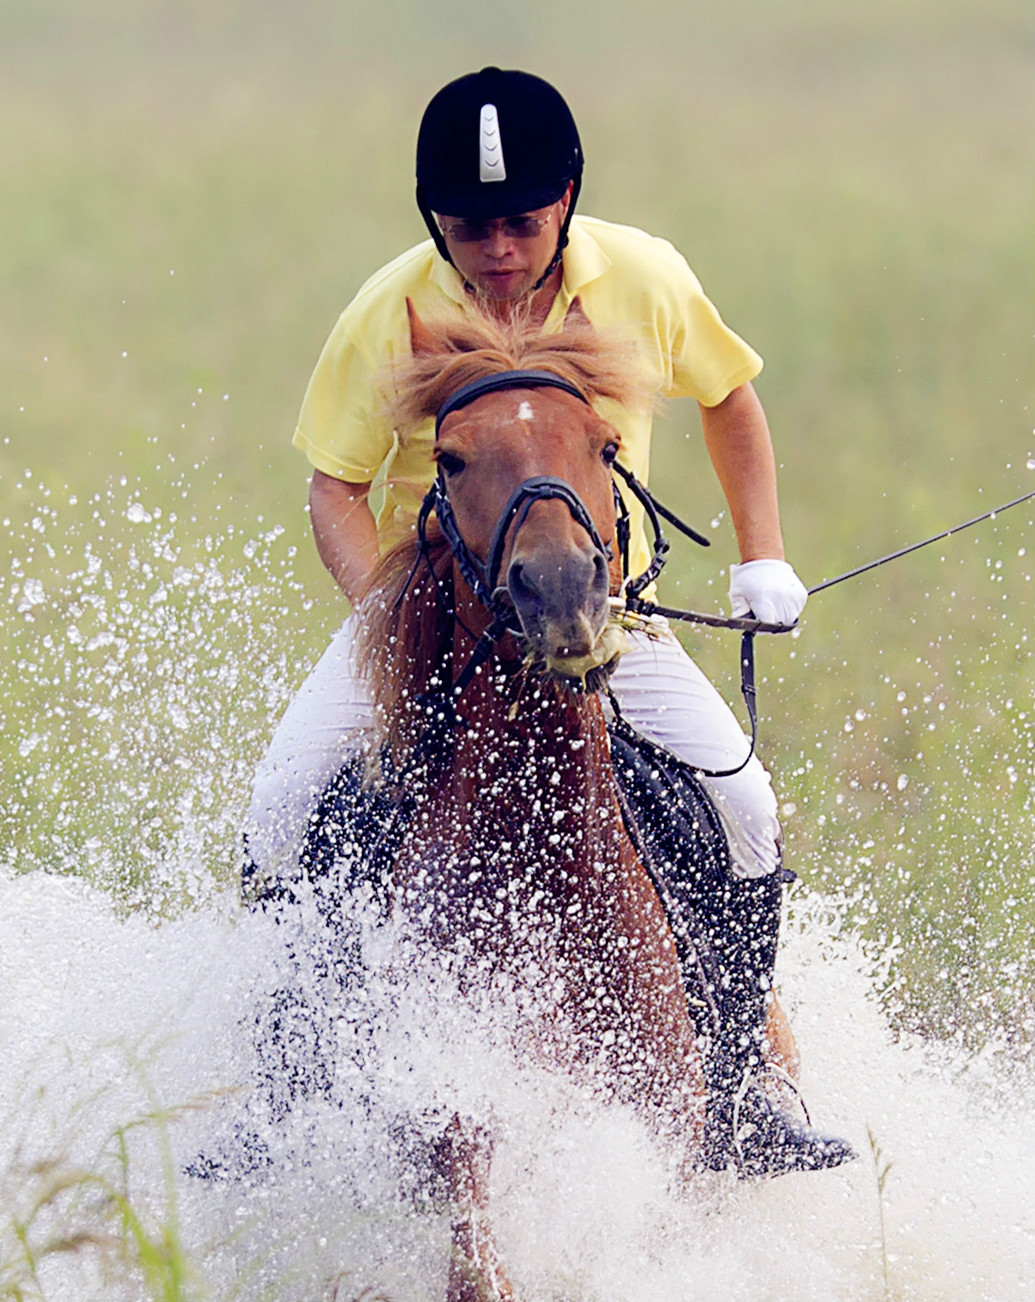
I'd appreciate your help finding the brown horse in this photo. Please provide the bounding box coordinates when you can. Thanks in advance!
[355,303,710,1301]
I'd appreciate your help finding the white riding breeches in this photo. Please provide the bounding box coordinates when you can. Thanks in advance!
[246,615,781,882]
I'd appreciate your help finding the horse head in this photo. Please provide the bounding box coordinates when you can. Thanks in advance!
[408,299,635,690]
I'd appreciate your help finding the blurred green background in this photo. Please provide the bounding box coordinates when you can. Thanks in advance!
[2,0,1032,1047]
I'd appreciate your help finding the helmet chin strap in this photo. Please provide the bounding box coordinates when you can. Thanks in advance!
[527,240,565,295]
[416,185,454,265]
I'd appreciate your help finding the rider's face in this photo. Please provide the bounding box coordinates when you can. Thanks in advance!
[437,186,572,303]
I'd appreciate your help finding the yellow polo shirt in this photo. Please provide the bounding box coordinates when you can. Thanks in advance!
[293,215,762,579]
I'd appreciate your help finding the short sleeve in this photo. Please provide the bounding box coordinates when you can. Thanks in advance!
[662,253,763,407]
[291,313,395,483]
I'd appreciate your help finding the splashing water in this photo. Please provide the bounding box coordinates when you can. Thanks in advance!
[2,477,1033,1301]
[2,872,1033,1302]
[1,470,321,913]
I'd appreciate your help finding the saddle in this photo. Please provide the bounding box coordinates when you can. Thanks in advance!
[290,721,727,904]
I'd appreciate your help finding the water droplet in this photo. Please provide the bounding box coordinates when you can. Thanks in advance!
[18,733,42,757]
[20,578,45,607]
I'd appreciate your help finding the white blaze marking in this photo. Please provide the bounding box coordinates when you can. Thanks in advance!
[516,400,535,422]
[479,104,506,182]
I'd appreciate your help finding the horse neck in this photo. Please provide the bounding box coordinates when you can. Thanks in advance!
[443,619,625,861]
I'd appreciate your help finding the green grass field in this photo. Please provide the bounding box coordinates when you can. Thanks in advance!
[2,0,1032,1047]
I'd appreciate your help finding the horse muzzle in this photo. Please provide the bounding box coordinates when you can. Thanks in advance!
[506,544,627,690]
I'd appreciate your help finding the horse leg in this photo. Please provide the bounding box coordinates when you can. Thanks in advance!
[436,1115,514,1302]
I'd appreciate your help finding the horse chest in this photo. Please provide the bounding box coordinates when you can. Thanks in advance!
[392,715,669,979]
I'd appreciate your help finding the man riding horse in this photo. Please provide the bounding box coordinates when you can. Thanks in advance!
[246,67,853,1177]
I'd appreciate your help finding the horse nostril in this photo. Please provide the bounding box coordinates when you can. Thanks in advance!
[508,549,611,637]
[507,561,538,611]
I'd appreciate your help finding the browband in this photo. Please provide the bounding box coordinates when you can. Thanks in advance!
[435,369,590,436]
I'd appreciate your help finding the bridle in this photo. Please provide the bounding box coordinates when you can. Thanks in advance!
[406,367,767,778]
[403,369,623,746]
[417,366,690,612]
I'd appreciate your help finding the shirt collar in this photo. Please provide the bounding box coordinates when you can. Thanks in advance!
[546,218,611,328]
[559,218,611,297]
[429,246,469,304]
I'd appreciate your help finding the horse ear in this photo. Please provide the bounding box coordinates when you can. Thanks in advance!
[406,298,439,356]
[564,295,593,330]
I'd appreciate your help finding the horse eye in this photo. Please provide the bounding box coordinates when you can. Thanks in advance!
[601,441,619,467]
[437,450,466,477]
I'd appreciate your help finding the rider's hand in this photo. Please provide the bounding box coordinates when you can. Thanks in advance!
[728,558,808,626]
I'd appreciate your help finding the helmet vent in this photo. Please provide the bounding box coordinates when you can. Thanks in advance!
[478,104,507,183]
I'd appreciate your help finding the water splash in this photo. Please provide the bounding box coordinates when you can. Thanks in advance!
[1,471,322,914]
[2,871,1032,1301]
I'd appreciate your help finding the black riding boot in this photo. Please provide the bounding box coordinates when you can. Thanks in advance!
[608,721,855,1179]
[696,869,856,1178]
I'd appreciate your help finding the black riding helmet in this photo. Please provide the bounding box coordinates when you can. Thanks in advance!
[416,67,583,272]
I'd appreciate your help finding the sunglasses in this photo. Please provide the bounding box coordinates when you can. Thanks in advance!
[438,214,551,244]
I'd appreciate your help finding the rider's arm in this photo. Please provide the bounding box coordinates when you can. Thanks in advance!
[698,381,785,562]
[309,469,380,605]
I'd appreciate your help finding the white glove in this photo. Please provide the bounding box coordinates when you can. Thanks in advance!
[728,558,808,626]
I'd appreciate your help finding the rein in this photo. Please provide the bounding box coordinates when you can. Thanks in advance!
[408,367,1035,781]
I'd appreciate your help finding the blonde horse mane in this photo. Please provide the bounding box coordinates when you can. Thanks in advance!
[383,302,651,434]
[359,307,649,764]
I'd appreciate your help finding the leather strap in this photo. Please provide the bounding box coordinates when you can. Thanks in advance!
[434,369,589,436]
